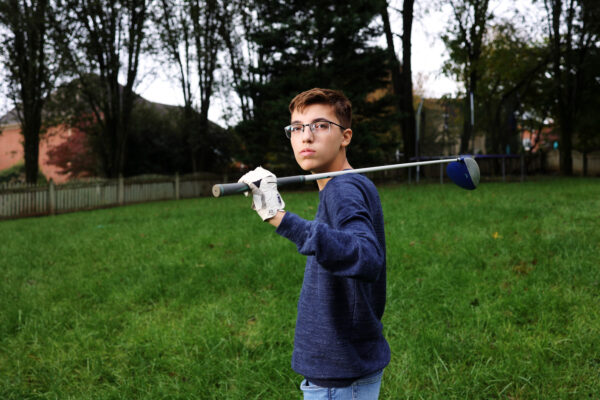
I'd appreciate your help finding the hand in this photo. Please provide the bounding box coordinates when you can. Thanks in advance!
[238,167,285,221]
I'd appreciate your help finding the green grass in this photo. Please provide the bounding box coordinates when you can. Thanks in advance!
[1,178,599,399]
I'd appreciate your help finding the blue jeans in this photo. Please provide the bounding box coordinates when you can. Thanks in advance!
[300,370,383,400]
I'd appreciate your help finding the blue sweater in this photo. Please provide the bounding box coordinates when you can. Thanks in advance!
[275,173,390,386]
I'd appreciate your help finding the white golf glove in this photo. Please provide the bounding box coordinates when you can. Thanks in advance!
[238,166,285,221]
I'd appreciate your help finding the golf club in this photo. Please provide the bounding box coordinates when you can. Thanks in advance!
[212,156,480,198]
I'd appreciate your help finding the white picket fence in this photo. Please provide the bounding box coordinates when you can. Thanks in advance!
[0,173,223,220]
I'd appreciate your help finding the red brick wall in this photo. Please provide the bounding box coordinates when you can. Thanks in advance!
[0,124,73,183]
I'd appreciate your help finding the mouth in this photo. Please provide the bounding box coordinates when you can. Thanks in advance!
[299,148,316,156]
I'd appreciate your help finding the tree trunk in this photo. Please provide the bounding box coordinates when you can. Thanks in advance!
[461,64,478,153]
[400,0,416,162]
[3,0,51,183]
[460,90,472,154]
[550,0,574,175]
[381,0,415,162]
[559,117,574,175]
[23,121,41,183]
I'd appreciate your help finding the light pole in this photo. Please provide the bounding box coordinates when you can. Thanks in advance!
[415,98,424,183]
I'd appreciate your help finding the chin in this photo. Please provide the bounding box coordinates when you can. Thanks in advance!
[295,157,314,171]
[297,159,322,173]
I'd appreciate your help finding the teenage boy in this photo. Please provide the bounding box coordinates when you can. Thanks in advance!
[238,88,390,400]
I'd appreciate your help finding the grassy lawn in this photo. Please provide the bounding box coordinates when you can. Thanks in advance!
[1,178,599,399]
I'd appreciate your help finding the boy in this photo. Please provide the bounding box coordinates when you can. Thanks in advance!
[238,88,390,399]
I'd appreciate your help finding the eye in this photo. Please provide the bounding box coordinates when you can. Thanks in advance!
[290,124,303,132]
[313,122,329,131]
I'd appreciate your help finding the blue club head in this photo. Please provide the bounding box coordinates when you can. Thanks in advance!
[446,157,480,190]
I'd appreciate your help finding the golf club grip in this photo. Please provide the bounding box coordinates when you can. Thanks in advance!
[212,182,250,197]
[212,175,305,198]
[277,175,305,187]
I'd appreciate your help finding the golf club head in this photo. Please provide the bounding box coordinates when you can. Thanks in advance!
[446,157,480,190]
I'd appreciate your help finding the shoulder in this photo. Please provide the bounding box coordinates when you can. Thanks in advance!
[321,173,380,214]
[320,173,383,228]
[324,173,377,198]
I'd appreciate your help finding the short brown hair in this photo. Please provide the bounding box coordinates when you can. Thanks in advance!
[289,88,352,129]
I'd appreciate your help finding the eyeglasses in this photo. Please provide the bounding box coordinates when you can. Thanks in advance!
[284,120,346,139]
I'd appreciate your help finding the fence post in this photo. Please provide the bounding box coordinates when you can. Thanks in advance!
[118,174,124,205]
[175,172,180,200]
[48,179,56,215]
[502,157,506,182]
[440,163,444,184]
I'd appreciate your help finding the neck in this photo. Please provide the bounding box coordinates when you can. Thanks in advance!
[316,159,352,190]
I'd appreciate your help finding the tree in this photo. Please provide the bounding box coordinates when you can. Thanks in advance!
[572,42,600,175]
[45,127,100,178]
[381,0,416,162]
[124,101,238,176]
[441,0,492,153]
[218,0,256,123]
[0,0,55,183]
[154,0,223,172]
[476,19,551,155]
[232,0,394,174]
[543,0,600,174]
[54,0,151,178]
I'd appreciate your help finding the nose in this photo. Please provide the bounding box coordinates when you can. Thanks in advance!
[301,125,314,142]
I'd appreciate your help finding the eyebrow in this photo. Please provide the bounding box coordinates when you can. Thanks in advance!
[290,117,330,124]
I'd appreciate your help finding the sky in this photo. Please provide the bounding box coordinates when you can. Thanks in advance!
[137,0,544,126]
[3,2,542,126]
[0,7,458,124]
[138,6,460,126]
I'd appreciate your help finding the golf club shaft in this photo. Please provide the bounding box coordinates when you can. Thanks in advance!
[212,157,460,198]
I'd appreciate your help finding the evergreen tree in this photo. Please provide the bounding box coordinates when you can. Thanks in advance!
[232,0,396,174]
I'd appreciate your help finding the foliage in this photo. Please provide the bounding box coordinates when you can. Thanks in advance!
[574,48,600,155]
[153,0,224,173]
[45,127,100,178]
[442,0,600,163]
[124,101,240,176]
[381,0,417,162]
[441,0,493,153]
[0,0,56,183]
[541,0,600,174]
[0,161,47,184]
[44,91,240,177]
[124,103,189,176]
[230,0,397,174]
[476,18,552,155]
[1,179,599,398]
[53,0,152,178]
[3,0,600,181]
[418,96,463,156]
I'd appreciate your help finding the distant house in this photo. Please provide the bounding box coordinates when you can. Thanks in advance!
[0,96,227,183]
[521,126,559,153]
[0,108,72,183]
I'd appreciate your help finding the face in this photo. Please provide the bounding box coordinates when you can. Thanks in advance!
[289,104,352,174]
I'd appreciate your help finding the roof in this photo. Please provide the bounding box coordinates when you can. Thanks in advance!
[0,91,224,132]
[0,108,19,126]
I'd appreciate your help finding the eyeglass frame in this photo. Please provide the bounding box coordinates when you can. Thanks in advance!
[284,120,347,139]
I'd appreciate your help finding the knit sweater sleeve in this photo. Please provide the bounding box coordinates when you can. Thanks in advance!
[275,177,385,282]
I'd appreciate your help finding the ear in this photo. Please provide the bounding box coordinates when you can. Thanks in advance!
[341,128,352,148]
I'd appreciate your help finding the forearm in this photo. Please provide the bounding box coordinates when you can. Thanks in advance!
[267,210,286,228]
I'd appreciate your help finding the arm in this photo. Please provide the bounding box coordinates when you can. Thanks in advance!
[276,180,385,282]
[267,211,286,228]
